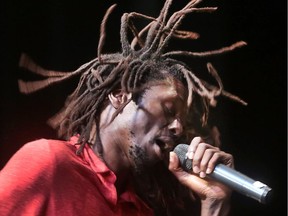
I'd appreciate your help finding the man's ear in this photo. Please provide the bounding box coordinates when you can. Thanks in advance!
[108,89,131,109]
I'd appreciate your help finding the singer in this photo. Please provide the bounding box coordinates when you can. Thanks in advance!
[0,0,247,215]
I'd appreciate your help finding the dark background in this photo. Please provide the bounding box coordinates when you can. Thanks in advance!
[0,0,286,215]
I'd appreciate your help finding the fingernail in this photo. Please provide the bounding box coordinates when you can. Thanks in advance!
[169,152,174,163]
[186,151,194,159]
[206,167,212,174]
[193,165,200,173]
[200,171,206,178]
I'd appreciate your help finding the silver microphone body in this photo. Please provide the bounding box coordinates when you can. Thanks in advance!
[173,144,272,204]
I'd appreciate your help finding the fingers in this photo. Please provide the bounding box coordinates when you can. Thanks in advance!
[168,151,180,171]
[169,139,233,201]
[169,151,232,200]
[169,152,191,184]
[186,136,234,178]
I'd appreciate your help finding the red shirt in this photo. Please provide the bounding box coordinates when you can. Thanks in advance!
[0,136,153,216]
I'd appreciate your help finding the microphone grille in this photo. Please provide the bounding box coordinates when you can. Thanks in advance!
[173,144,192,171]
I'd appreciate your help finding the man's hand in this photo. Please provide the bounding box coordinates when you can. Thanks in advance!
[168,136,234,216]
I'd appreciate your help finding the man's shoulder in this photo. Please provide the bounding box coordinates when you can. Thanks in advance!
[16,138,77,164]
[22,138,73,152]
[1,138,76,178]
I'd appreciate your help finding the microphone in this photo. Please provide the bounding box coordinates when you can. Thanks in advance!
[173,144,272,204]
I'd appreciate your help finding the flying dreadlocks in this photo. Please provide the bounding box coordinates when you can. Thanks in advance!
[18,0,246,214]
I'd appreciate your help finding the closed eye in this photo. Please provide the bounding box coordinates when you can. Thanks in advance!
[163,105,176,118]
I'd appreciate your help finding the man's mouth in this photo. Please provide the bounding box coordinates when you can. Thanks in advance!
[155,137,175,153]
[153,137,175,165]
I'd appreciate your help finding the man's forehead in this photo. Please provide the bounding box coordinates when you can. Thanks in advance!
[145,78,188,101]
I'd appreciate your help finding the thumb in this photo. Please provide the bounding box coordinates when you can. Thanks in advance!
[168,151,180,171]
[169,151,214,198]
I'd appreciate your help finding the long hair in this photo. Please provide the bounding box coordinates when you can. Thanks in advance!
[18,0,247,214]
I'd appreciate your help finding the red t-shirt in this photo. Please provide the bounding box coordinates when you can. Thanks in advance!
[0,136,153,216]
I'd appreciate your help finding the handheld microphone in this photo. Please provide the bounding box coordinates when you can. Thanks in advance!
[173,144,272,204]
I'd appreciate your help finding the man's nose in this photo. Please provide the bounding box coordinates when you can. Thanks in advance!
[168,118,183,137]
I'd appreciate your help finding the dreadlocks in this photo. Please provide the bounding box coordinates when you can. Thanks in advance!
[18,1,246,214]
[19,0,246,149]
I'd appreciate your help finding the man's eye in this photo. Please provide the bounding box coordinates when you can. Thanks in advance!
[164,106,175,117]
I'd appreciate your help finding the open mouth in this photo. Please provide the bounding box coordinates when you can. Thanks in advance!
[155,138,165,150]
[154,138,174,164]
[155,138,174,153]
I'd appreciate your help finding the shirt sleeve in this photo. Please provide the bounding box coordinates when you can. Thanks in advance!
[0,139,56,215]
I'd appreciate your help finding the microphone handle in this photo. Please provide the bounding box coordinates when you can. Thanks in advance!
[174,144,272,204]
[209,164,272,204]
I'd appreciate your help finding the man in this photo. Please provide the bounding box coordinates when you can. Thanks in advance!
[0,0,246,215]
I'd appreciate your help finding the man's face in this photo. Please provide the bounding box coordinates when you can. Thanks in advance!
[119,77,188,173]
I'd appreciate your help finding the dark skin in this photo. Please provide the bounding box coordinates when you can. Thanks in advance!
[92,76,233,216]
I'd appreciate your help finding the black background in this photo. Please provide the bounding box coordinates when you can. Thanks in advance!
[0,0,286,215]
